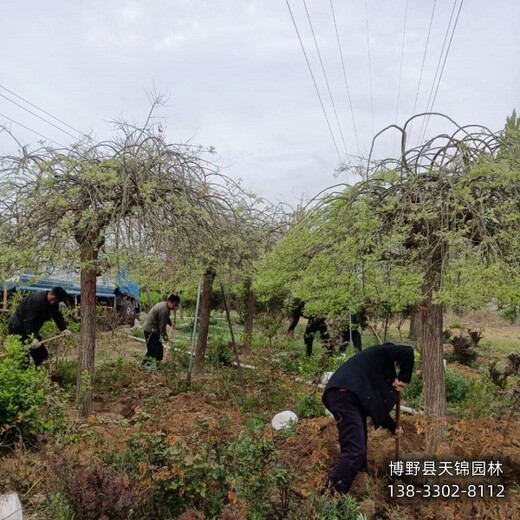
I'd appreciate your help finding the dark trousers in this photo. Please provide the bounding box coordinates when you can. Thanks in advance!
[8,323,49,366]
[323,389,368,494]
[304,318,330,356]
[340,328,362,353]
[143,331,163,365]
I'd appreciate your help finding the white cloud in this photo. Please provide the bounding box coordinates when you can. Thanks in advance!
[0,0,518,203]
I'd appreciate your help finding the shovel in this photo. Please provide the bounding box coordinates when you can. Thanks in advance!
[395,392,401,460]
[39,332,72,345]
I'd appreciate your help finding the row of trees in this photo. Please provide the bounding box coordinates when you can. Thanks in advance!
[0,103,287,415]
[2,107,518,453]
[253,112,520,452]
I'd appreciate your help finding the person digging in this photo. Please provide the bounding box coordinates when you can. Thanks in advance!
[141,294,180,368]
[322,343,414,495]
[8,286,74,366]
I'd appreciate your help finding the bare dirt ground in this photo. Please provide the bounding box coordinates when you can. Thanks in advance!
[1,313,518,519]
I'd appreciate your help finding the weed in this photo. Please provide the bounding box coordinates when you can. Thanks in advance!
[299,493,366,520]
[296,392,328,419]
[46,492,76,520]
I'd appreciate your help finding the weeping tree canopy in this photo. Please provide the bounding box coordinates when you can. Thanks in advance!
[254,112,520,452]
[0,105,259,413]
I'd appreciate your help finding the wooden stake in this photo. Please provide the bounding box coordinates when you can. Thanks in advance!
[220,282,245,391]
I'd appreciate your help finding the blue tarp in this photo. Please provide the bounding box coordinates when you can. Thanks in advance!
[4,272,139,301]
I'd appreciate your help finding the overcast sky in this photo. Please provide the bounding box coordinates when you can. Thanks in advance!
[1,0,518,204]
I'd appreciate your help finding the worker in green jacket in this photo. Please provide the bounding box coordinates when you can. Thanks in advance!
[142,294,180,366]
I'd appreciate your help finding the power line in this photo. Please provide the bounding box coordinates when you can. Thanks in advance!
[421,0,464,141]
[0,112,64,147]
[409,0,437,139]
[0,92,79,140]
[393,0,409,155]
[285,0,342,161]
[329,0,361,155]
[364,0,375,137]
[0,84,88,138]
[417,0,459,144]
[302,0,349,156]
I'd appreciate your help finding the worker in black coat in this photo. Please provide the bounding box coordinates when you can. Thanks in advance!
[287,302,330,356]
[339,302,371,353]
[8,287,73,366]
[322,343,414,494]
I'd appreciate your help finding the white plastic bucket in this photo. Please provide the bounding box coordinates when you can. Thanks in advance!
[271,410,298,430]
[0,493,23,520]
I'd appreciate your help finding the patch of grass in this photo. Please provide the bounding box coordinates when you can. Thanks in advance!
[481,337,519,357]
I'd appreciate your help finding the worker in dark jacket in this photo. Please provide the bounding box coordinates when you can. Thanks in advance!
[287,302,330,357]
[339,301,372,353]
[322,343,414,494]
[8,287,73,366]
[142,294,180,366]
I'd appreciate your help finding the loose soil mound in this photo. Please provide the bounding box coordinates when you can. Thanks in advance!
[276,415,519,518]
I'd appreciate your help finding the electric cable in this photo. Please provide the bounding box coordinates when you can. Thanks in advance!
[302,0,349,156]
[0,84,88,138]
[0,112,65,147]
[329,0,361,155]
[0,92,79,140]
[285,0,342,161]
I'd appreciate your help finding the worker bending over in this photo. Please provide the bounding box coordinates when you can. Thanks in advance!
[142,294,180,367]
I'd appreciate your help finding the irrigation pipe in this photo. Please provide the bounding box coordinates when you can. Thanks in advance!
[123,333,256,370]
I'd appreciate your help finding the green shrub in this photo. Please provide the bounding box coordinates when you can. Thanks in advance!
[445,369,471,403]
[402,374,422,401]
[53,359,77,390]
[296,392,328,419]
[457,377,497,419]
[226,417,291,519]
[208,335,233,367]
[115,431,230,518]
[501,305,519,324]
[401,369,471,408]
[0,335,65,446]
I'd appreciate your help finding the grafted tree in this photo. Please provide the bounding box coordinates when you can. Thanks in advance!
[350,112,520,451]
[254,112,520,453]
[0,106,240,415]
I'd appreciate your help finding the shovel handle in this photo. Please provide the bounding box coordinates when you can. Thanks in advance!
[41,332,70,344]
[395,392,401,460]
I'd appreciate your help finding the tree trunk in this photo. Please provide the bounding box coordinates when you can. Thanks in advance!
[76,244,98,417]
[193,269,215,374]
[420,244,447,454]
[408,304,422,342]
[242,279,255,355]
